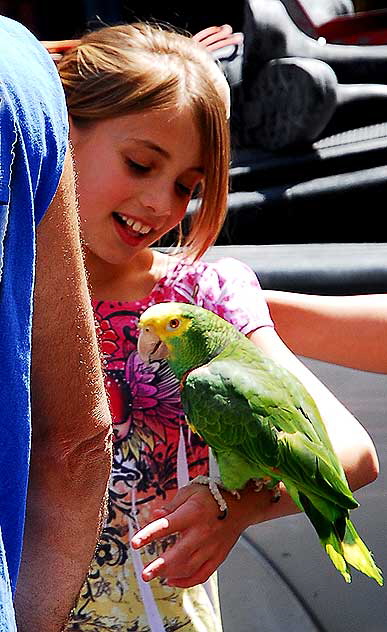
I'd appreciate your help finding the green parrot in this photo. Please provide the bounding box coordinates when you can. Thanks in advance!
[137,301,383,586]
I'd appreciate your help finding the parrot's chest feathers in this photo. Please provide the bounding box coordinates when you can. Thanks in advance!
[179,368,192,393]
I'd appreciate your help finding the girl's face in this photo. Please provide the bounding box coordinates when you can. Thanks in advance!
[71,107,204,265]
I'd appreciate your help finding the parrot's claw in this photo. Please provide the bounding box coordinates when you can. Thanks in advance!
[252,478,282,502]
[270,483,281,503]
[252,476,272,492]
[253,478,265,493]
[189,475,232,519]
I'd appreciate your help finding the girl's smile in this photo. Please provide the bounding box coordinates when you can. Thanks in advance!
[113,212,156,246]
[114,213,153,235]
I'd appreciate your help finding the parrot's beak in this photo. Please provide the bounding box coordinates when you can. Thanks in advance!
[138,326,169,363]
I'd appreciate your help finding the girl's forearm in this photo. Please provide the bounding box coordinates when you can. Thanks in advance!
[264,290,387,373]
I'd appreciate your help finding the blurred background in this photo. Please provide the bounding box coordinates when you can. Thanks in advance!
[0,1,385,45]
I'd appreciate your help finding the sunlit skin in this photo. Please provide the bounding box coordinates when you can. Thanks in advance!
[71,108,204,301]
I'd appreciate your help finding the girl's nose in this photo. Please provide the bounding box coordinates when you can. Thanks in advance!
[141,187,173,218]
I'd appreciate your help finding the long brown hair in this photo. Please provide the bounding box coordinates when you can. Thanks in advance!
[57,22,230,259]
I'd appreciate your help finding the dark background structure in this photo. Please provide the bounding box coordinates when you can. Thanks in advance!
[0,1,245,39]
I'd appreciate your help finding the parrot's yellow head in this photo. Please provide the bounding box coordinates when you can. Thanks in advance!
[138,301,237,379]
[138,302,194,363]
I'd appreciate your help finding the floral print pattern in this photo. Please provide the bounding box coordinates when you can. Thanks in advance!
[65,256,272,632]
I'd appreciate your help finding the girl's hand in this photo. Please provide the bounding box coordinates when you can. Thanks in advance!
[193,25,243,52]
[131,481,272,588]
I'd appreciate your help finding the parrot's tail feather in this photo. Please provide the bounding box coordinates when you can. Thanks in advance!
[341,520,383,586]
[299,493,383,585]
[322,519,383,586]
[324,536,351,583]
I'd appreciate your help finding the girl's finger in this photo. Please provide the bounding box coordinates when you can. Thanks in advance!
[131,517,173,549]
[203,24,234,44]
[142,555,167,581]
[131,500,199,548]
[150,481,217,520]
[142,537,208,582]
[151,485,197,518]
[167,558,218,588]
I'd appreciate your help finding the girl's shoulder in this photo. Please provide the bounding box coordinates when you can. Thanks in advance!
[159,254,272,335]
[162,254,258,289]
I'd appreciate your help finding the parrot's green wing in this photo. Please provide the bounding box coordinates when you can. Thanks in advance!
[181,340,357,514]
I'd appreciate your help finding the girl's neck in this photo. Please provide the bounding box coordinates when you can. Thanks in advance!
[85,248,170,302]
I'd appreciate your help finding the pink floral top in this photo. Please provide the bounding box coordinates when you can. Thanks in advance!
[66,256,273,632]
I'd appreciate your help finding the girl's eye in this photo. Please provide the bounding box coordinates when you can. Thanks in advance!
[190,182,203,199]
[167,318,180,330]
[177,181,202,198]
[176,183,192,197]
[126,158,150,173]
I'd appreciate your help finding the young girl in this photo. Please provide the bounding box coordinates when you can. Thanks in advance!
[56,23,378,632]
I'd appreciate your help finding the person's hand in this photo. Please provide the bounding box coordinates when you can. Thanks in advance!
[193,24,243,52]
[131,481,271,588]
[41,39,79,63]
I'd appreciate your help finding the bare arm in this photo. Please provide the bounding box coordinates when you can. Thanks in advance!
[15,149,112,631]
[265,290,387,374]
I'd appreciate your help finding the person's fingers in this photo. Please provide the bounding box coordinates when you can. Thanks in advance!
[41,39,80,65]
[150,485,198,518]
[48,53,63,63]
[204,34,243,52]
[141,537,209,582]
[140,511,233,583]
[41,39,80,52]
[203,24,233,43]
[167,558,217,587]
[131,517,176,549]
[131,496,202,549]
[147,481,222,526]
[193,25,225,43]
[142,554,168,581]
[193,24,242,51]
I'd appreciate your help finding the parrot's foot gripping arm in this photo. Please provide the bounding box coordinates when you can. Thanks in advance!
[189,475,239,520]
[253,477,281,503]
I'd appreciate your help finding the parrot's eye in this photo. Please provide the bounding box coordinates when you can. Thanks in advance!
[167,318,180,330]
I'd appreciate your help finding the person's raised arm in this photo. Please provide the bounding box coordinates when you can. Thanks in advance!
[265,290,387,374]
[15,149,112,632]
